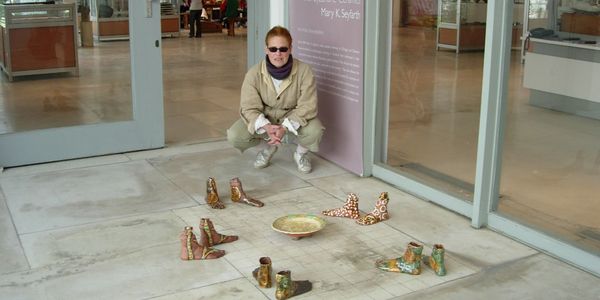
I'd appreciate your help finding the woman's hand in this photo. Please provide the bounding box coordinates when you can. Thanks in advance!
[263,124,286,145]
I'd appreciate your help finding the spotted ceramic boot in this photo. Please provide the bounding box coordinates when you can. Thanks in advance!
[206,177,225,209]
[179,226,225,260]
[375,241,423,275]
[275,270,312,300]
[423,244,447,276]
[356,192,390,225]
[199,218,238,247]
[252,257,273,288]
[322,193,360,219]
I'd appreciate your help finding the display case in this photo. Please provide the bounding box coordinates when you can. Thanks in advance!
[0,2,79,81]
[89,0,128,40]
[522,0,600,120]
[436,0,487,52]
[89,0,179,41]
[520,0,600,62]
[159,0,179,37]
[437,0,523,53]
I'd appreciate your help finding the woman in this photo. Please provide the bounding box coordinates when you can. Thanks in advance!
[227,26,325,174]
[223,0,239,36]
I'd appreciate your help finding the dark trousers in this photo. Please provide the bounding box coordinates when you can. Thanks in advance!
[189,10,202,37]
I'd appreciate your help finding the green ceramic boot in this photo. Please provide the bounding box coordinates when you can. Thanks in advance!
[423,244,447,276]
[375,241,423,275]
[275,270,312,300]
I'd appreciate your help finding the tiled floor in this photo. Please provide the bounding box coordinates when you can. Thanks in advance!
[2,24,598,257]
[0,24,599,299]
[1,141,598,299]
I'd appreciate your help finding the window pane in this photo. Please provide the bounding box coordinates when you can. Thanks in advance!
[383,1,491,200]
[497,0,600,255]
[0,2,132,134]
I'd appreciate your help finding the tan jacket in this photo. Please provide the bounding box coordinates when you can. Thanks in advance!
[239,58,318,134]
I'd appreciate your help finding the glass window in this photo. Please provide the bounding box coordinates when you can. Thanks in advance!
[383,0,490,201]
[497,0,600,255]
[0,2,132,134]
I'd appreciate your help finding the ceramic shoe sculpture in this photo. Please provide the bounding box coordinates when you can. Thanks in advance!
[356,192,390,225]
[200,218,238,247]
[423,244,447,276]
[375,241,423,275]
[206,177,226,209]
[322,193,360,219]
[275,270,312,300]
[252,257,273,288]
[179,226,225,260]
[230,177,264,207]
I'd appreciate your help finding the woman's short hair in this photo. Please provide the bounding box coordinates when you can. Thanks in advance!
[265,26,292,47]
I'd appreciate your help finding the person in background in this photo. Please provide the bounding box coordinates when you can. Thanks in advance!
[238,0,247,28]
[180,0,189,28]
[227,26,324,174]
[188,0,203,38]
[223,0,238,36]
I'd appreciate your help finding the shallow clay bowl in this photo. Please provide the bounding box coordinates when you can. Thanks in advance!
[272,214,326,240]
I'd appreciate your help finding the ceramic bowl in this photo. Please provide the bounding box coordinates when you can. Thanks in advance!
[271,214,326,239]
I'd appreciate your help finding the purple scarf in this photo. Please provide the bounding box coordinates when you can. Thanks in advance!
[266,55,294,80]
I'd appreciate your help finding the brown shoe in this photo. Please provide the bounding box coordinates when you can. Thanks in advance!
[206,177,225,209]
[200,218,238,247]
[230,177,264,207]
[252,257,273,288]
[179,226,225,260]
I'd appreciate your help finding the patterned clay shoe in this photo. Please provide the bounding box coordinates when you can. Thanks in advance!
[179,226,225,260]
[230,177,264,207]
[356,192,390,225]
[206,177,225,209]
[322,193,360,219]
[375,241,423,275]
[200,218,238,247]
[423,244,447,276]
[252,257,273,288]
[275,270,312,300]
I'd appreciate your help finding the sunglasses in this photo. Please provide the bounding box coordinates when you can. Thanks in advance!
[267,47,289,53]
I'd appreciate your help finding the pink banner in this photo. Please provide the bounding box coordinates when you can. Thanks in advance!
[289,0,364,175]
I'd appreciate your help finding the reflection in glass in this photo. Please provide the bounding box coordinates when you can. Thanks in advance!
[0,2,132,134]
[384,14,486,199]
[498,0,600,255]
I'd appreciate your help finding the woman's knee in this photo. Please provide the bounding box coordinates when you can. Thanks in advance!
[227,119,248,140]
[227,119,260,152]
[298,118,325,151]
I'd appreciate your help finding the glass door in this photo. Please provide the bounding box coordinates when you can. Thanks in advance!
[0,0,164,167]
[494,0,600,272]
[370,0,485,217]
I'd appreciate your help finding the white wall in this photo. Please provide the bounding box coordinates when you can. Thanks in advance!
[270,1,285,27]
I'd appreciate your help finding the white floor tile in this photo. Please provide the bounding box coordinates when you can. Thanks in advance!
[1,160,196,233]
